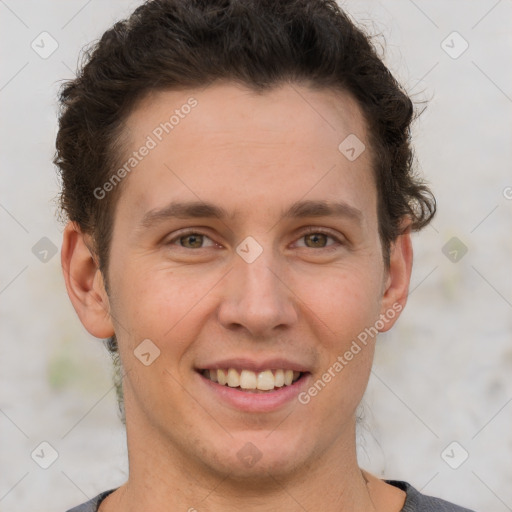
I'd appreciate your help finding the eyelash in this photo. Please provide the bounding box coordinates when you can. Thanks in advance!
[166,227,345,252]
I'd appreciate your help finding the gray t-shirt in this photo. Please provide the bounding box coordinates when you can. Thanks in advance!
[65,480,477,511]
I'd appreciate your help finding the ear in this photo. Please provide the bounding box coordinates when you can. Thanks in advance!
[378,222,413,333]
[61,221,115,339]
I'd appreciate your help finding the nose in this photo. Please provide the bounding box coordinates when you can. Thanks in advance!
[216,248,298,339]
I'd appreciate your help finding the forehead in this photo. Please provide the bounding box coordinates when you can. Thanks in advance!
[115,82,376,226]
[128,82,367,150]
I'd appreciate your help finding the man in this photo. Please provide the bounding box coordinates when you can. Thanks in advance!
[56,0,474,510]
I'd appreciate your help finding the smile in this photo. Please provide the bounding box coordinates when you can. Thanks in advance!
[201,368,303,392]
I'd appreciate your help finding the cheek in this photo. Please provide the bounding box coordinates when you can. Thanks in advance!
[111,266,216,351]
[297,263,383,339]
[295,265,381,404]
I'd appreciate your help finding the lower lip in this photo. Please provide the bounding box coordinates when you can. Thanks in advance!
[197,371,311,413]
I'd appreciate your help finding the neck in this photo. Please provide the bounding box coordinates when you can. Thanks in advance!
[104,416,380,512]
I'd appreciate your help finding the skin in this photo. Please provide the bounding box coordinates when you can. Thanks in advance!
[62,82,413,511]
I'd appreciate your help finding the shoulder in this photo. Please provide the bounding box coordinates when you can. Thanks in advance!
[386,480,478,512]
[66,481,478,512]
[65,489,116,512]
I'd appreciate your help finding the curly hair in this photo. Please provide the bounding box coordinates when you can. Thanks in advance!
[54,0,436,424]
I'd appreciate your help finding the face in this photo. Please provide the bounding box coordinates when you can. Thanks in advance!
[95,82,408,481]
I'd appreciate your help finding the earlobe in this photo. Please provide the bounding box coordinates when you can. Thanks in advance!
[61,222,115,339]
[379,225,413,332]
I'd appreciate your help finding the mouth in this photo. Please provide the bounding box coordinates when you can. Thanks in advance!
[198,368,307,393]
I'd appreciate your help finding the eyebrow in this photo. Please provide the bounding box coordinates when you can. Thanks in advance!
[139,199,363,229]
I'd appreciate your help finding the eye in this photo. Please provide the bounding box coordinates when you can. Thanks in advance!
[165,227,345,252]
[167,230,218,249]
[294,228,344,251]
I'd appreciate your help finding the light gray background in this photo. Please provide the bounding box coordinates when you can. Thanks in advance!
[1,1,511,511]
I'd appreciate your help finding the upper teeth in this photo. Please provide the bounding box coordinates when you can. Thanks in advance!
[204,368,301,391]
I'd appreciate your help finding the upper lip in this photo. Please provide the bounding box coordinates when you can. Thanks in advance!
[196,357,311,374]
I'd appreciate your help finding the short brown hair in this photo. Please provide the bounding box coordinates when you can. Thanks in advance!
[54,0,436,423]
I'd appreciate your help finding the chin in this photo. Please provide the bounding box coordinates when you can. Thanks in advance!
[201,431,313,481]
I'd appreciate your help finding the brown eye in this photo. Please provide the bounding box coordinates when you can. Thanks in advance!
[303,233,329,248]
[179,233,204,248]
[167,230,217,249]
[294,228,344,252]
